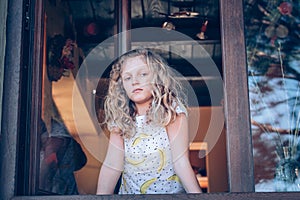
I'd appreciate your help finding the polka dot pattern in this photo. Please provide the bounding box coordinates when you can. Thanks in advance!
[119,106,186,194]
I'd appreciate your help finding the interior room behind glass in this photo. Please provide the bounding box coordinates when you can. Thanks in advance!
[40,0,227,195]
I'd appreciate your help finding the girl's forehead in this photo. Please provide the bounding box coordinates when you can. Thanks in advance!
[122,56,148,71]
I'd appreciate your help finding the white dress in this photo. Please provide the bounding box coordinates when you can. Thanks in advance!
[119,107,186,194]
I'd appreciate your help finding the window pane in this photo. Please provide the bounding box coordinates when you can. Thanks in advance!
[128,0,227,193]
[39,0,114,194]
[39,0,227,195]
[244,0,300,192]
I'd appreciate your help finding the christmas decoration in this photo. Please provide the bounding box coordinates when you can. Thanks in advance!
[244,0,300,191]
[244,0,299,77]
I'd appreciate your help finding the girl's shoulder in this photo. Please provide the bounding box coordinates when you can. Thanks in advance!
[173,100,188,116]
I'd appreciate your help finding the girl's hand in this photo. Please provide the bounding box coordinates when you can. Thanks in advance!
[96,132,124,194]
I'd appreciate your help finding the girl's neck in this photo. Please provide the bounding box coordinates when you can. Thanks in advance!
[135,102,151,116]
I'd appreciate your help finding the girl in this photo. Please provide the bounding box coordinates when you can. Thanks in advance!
[96,48,201,194]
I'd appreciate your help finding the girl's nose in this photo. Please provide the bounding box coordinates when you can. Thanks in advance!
[132,76,139,85]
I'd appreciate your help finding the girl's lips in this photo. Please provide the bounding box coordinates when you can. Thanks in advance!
[132,88,143,93]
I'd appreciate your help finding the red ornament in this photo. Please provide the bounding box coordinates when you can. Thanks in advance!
[84,22,99,36]
[278,2,293,15]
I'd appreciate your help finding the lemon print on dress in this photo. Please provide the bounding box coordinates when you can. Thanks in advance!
[132,133,150,147]
[157,148,165,173]
[167,174,181,183]
[140,177,157,194]
[126,157,145,165]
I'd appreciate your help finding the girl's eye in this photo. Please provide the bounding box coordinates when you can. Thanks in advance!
[123,76,131,81]
[140,72,148,77]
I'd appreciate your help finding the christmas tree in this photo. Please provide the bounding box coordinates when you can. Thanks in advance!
[244,0,299,78]
[244,0,300,191]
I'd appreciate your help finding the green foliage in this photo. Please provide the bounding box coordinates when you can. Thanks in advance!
[244,0,300,77]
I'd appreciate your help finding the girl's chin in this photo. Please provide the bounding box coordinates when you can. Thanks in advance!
[130,97,153,105]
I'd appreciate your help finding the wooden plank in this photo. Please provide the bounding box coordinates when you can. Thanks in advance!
[0,0,7,134]
[0,0,24,199]
[220,0,254,192]
[11,192,300,200]
[115,0,131,55]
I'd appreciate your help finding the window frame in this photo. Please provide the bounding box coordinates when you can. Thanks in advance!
[1,0,300,199]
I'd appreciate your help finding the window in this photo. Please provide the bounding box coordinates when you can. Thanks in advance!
[2,0,299,199]
[39,0,227,195]
[244,0,300,192]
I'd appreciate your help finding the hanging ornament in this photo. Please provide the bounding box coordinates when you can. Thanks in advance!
[278,2,293,16]
[84,22,99,36]
[265,24,289,39]
[276,24,289,38]
[265,25,276,38]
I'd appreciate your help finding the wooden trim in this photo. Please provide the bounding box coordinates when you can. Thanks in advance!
[29,0,45,195]
[0,0,7,134]
[0,0,24,198]
[115,0,131,55]
[220,0,254,192]
[11,192,300,200]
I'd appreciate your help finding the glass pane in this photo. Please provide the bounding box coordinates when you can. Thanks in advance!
[39,0,226,195]
[39,0,115,194]
[244,0,300,192]
[128,0,227,193]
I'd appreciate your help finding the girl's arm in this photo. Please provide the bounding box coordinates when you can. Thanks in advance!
[167,113,202,193]
[96,131,124,194]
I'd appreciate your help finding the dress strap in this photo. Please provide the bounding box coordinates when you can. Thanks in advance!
[173,100,188,116]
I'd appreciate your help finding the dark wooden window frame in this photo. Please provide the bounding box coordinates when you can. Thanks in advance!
[1,0,300,199]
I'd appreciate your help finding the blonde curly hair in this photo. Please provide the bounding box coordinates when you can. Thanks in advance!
[104,48,187,138]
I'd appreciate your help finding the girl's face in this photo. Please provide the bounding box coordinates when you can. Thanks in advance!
[121,56,153,107]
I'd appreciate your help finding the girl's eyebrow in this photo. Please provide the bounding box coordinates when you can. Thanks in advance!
[121,73,131,78]
[122,65,149,74]
[121,71,130,75]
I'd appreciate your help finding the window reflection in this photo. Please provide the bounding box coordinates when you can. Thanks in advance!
[39,118,87,194]
[244,0,300,192]
[40,0,226,195]
[40,32,87,194]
